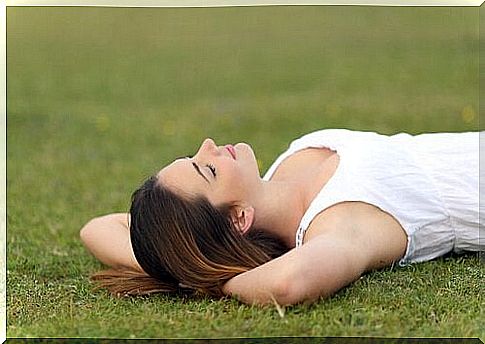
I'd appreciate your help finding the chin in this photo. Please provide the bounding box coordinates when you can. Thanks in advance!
[235,143,260,175]
[235,142,252,152]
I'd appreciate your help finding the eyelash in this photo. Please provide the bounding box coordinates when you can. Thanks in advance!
[206,164,216,177]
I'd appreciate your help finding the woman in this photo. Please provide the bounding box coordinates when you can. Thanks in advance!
[80,129,484,305]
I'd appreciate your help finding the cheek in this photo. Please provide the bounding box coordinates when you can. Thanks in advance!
[226,161,249,185]
[209,164,245,204]
[220,164,240,191]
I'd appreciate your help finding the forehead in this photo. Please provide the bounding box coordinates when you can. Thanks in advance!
[157,159,187,186]
[156,159,204,195]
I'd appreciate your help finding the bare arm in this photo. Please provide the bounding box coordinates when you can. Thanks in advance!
[223,233,368,306]
[223,205,407,306]
[80,213,143,272]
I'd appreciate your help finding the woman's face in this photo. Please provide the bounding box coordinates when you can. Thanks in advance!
[157,138,261,207]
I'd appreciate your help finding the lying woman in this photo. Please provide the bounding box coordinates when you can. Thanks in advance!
[80,129,483,305]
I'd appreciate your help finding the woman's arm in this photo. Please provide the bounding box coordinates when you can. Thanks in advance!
[80,213,143,272]
[223,205,407,306]
[223,233,367,306]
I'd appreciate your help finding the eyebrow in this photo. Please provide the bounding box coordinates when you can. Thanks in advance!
[191,161,210,184]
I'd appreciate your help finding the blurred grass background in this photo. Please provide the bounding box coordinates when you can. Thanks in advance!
[7,5,483,338]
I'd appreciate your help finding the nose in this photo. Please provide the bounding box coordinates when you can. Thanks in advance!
[196,138,218,157]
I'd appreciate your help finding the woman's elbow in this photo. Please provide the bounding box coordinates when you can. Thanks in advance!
[271,275,311,306]
[224,273,304,306]
[79,217,104,248]
[80,219,94,247]
[273,264,336,306]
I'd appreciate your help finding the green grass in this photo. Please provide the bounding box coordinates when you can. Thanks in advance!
[7,6,483,338]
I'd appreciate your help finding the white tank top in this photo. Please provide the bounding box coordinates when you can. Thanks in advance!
[262,129,483,265]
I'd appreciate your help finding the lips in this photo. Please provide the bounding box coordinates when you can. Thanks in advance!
[225,144,236,160]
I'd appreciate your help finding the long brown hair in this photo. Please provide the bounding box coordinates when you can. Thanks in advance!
[91,175,289,298]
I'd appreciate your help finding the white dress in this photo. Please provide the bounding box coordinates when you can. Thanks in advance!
[262,129,484,265]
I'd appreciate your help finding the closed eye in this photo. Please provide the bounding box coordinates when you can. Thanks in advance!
[206,164,216,177]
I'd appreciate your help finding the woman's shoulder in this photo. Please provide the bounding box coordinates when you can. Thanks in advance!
[263,128,358,181]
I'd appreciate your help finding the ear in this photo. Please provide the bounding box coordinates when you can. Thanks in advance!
[230,205,255,235]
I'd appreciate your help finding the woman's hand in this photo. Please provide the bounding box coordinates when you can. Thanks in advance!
[80,213,143,272]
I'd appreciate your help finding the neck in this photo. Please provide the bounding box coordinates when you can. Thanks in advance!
[251,180,308,248]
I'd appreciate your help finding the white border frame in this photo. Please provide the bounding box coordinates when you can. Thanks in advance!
[1,1,483,343]
[5,0,485,7]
